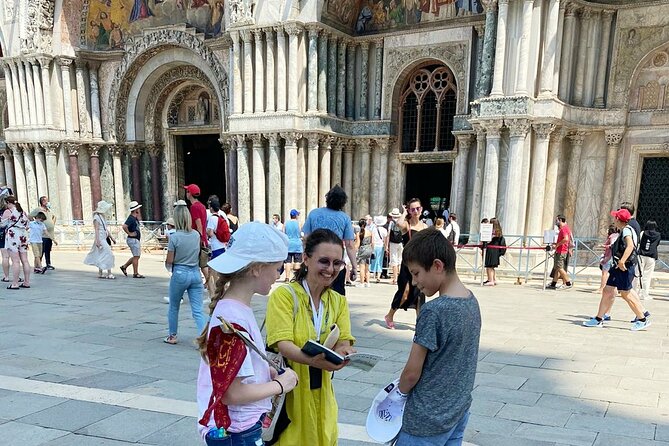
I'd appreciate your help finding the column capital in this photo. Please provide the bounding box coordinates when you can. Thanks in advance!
[8,143,22,157]
[218,137,232,151]
[328,33,339,43]
[372,37,384,46]
[304,133,320,149]
[253,28,264,41]
[127,144,144,159]
[20,143,34,153]
[88,144,101,157]
[331,138,343,152]
[483,119,504,138]
[344,140,356,152]
[507,119,531,138]
[248,133,265,146]
[75,59,88,70]
[565,2,578,16]
[240,29,253,42]
[498,0,509,5]
[580,7,593,20]
[40,142,59,156]
[280,132,302,146]
[455,133,474,150]
[602,9,615,19]
[376,138,391,153]
[109,144,124,158]
[472,123,486,139]
[25,57,38,66]
[319,135,335,148]
[533,123,556,140]
[284,22,303,36]
[230,30,241,44]
[64,142,80,156]
[567,130,589,145]
[264,27,276,38]
[481,0,497,12]
[359,140,372,153]
[146,143,161,157]
[56,57,74,68]
[305,24,320,38]
[33,143,45,155]
[474,24,485,36]
[272,24,284,35]
[604,129,624,146]
[359,40,370,50]
[233,134,248,149]
[36,55,52,68]
[266,133,281,146]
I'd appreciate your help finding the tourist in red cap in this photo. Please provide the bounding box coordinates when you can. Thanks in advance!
[185,184,211,285]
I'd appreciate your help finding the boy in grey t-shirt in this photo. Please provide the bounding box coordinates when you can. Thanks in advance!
[395,228,481,446]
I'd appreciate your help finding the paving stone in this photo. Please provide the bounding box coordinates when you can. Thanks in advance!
[466,414,521,435]
[17,400,124,432]
[475,372,527,390]
[565,413,656,439]
[469,399,505,417]
[64,371,158,392]
[0,421,68,446]
[535,394,608,416]
[471,385,542,406]
[593,433,669,446]
[513,424,597,446]
[76,409,183,442]
[138,416,201,446]
[519,378,584,397]
[46,434,155,446]
[496,403,572,427]
[470,432,557,446]
[125,380,195,402]
[580,386,659,407]
[657,423,669,442]
[0,393,68,420]
[482,352,546,368]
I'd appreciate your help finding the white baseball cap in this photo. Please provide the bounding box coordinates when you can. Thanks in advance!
[208,221,289,274]
[366,378,406,443]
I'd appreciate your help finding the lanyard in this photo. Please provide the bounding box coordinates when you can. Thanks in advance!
[302,281,324,340]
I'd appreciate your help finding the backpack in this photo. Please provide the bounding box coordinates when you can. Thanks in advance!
[214,215,231,243]
[389,222,403,244]
[446,223,456,244]
[611,225,638,266]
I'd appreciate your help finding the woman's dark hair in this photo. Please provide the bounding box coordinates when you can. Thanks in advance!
[645,220,657,231]
[607,224,617,236]
[221,203,232,214]
[293,229,344,282]
[325,185,347,211]
[358,218,367,243]
[5,195,23,213]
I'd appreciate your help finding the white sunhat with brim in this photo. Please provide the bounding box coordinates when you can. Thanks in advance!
[366,378,406,444]
[389,208,401,218]
[208,221,289,274]
[93,200,113,215]
[373,215,387,226]
[129,201,143,212]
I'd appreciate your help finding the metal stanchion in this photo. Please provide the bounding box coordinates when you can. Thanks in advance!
[480,246,486,287]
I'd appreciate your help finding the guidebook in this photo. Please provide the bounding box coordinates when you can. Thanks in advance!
[301,340,383,371]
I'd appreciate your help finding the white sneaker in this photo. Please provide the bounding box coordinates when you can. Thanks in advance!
[163,296,184,304]
[364,282,370,288]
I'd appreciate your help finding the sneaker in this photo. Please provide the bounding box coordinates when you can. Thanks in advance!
[162,296,184,304]
[603,314,611,321]
[630,311,651,323]
[545,284,557,290]
[556,284,566,290]
[583,317,604,328]
[564,283,573,289]
[46,265,55,270]
[364,282,370,288]
[631,319,651,331]
[484,281,495,286]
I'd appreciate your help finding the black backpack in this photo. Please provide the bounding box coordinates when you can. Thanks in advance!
[389,222,403,244]
[446,223,456,244]
[612,225,638,266]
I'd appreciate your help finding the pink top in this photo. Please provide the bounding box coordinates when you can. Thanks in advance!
[197,299,272,439]
[601,232,619,265]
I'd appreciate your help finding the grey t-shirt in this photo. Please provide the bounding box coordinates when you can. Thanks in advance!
[168,230,200,266]
[402,293,481,437]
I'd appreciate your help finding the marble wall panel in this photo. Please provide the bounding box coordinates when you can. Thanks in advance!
[573,133,606,238]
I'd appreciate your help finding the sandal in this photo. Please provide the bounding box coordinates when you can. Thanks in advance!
[384,314,396,330]
[19,284,30,288]
[133,274,145,279]
[163,335,178,345]
[120,265,128,277]
[7,285,20,290]
[1,278,9,282]
[104,274,116,280]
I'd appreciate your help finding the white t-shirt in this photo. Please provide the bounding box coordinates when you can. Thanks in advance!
[372,226,388,247]
[206,214,227,252]
[444,221,461,244]
[197,299,272,438]
[28,221,46,243]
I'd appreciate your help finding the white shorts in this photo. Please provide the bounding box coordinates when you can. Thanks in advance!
[389,242,403,266]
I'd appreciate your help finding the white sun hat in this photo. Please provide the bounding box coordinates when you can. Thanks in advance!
[374,215,386,226]
[366,378,407,444]
[208,221,289,274]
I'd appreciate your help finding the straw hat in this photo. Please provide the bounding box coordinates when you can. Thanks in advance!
[93,201,113,215]
[389,208,401,218]
[374,215,387,226]
[165,217,175,227]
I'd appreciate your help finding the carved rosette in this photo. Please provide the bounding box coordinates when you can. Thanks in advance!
[604,129,624,146]
[533,123,556,140]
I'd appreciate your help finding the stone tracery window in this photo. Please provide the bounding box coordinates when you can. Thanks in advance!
[399,64,457,153]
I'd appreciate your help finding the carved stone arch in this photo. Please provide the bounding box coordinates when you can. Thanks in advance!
[107,28,229,142]
[383,42,469,123]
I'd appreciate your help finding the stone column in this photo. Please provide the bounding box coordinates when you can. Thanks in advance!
[58,58,75,137]
[572,8,591,106]
[337,39,347,118]
[346,42,356,120]
[540,0,560,95]
[74,59,91,137]
[23,60,38,126]
[267,134,282,219]
[479,1,497,97]
[281,132,300,218]
[220,138,232,203]
[147,144,162,221]
[553,2,566,94]
[543,129,562,229]
[369,139,381,214]
[254,30,265,113]
[231,31,243,114]
[266,28,276,112]
[42,143,60,220]
[453,134,473,221]
[29,59,45,125]
[88,144,103,210]
[66,143,83,221]
[307,26,319,112]
[88,62,103,139]
[3,148,16,194]
[373,38,383,119]
[305,134,319,212]
[327,34,338,116]
[37,56,53,126]
[558,4,578,101]
[526,124,555,235]
[110,145,126,220]
[0,155,5,186]
[386,138,401,210]
[469,125,487,233]
[480,120,502,220]
[594,10,614,108]
[331,139,343,187]
[564,131,587,224]
[583,11,599,107]
[34,143,48,199]
[503,120,530,234]
[235,135,251,223]
[1,63,17,126]
[359,41,370,120]
[342,141,354,215]
[318,30,328,112]
[377,139,389,214]
[227,140,239,213]
[7,63,22,126]
[474,25,485,96]
[242,30,254,114]
[250,134,267,222]
[490,0,509,97]
[515,0,534,95]
[319,136,333,207]
[598,129,623,236]
[15,61,31,125]
[286,23,302,112]
[20,144,38,211]
[275,26,288,112]
[9,145,26,205]
[128,145,143,201]
[359,140,372,216]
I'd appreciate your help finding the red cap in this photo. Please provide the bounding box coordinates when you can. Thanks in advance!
[610,208,631,223]
[183,184,201,196]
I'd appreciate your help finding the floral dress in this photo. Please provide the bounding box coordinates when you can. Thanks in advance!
[4,209,29,253]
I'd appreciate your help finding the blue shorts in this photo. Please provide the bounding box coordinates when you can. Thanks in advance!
[606,266,635,291]
[396,411,470,446]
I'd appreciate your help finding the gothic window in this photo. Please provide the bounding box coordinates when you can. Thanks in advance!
[399,64,457,153]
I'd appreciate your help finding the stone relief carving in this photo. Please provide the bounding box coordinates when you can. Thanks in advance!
[21,0,56,53]
[229,0,255,26]
[107,28,229,142]
[4,0,15,19]
[479,96,533,117]
[383,42,469,119]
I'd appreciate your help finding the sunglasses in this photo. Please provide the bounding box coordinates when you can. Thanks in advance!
[409,207,422,213]
[316,257,346,270]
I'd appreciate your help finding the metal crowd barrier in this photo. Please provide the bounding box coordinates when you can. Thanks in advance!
[53,220,167,250]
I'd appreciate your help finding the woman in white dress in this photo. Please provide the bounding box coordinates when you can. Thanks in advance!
[84,201,116,279]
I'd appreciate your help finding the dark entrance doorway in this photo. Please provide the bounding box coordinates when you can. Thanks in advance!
[179,134,226,203]
[404,163,452,221]
[637,156,669,240]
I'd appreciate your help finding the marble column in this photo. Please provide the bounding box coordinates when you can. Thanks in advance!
[297,138,307,215]
[29,59,45,126]
[479,1,497,97]
[250,134,266,222]
[318,30,328,112]
[147,144,162,221]
[453,134,473,221]
[480,120,502,220]
[594,10,614,108]
[266,28,276,112]
[286,24,302,112]
[227,140,239,213]
[572,8,591,106]
[583,11,599,107]
[281,132,300,219]
[235,135,251,223]
[37,57,53,126]
[43,143,60,220]
[527,124,555,235]
[337,39,347,118]
[327,34,338,116]
[1,63,17,126]
[8,62,24,126]
[110,145,126,221]
[66,143,83,221]
[474,25,485,97]
[275,26,287,112]
[319,136,333,207]
[503,120,530,234]
[598,129,623,236]
[0,155,5,186]
[88,144,103,210]
[540,0,560,95]
[306,134,320,212]
[331,139,343,188]
[558,4,578,101]
[220,138,232,203]
[564,131,587,224]
[373,38,383,120]
[58,58,75,137]
[386,138,402,210]
[88,62,103,139]
[543,129,563,230]
[231,31,243,114]
[342,141,354,215]
[21,144,38,211]
[377,139,389,214]
[242,30,253,114]
[553,3,566,94]
[359,41,370,120]
[10,145,27,206]
[15,61,31,125]
[369,139,381,214]
[490,0,509,97]
[128,145,143,202]
[307,27,319,112]
[267,134,282,219]
[34,143,48,199]
[74,60,91,137]
[346,42,356,120]
[469,125,487,233]
[359,140,372,216]
[23,60,38,126]
[254,30,265,113]
[3,148,16,193]
[515,0,534,95]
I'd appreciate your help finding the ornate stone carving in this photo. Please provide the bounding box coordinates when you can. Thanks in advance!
[280,132,303,146]
[266,133,281,146]
[127,145,143,159]
[146,144,162,157]
[567,130,588,145]
[507,119,530,138]
[533,123,555,140]
[40,142,59,156]
[64,142,79,157]
[229,0,254,26]
[605,129,624,146]
[21,0,55,53]
[248,133,265,146]
[480,0,497,12]
[88,145,101,157]
[284,23,303,36]
[479,96,533,117]
[109,145,124,158]
[455,134,474,150]
[565,2,578,17]
[483,119,504,138]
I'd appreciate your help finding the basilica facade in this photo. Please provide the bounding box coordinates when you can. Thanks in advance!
[0,0,668,239]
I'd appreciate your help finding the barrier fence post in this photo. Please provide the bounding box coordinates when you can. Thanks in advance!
[543,247,549,291]
[480,246,486,286]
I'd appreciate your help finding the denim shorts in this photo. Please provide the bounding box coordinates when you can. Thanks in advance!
[396,411,470,446]
[205,421,263,446]
[127,238,141,257]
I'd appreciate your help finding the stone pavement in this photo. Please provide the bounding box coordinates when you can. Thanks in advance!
[0,250,668,446]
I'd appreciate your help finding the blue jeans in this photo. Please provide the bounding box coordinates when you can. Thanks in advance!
[168,264,207,336]
[205,421,263,446]
[395,411,470,446]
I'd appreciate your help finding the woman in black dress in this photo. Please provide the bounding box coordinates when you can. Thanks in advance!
[484,218,506,286]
